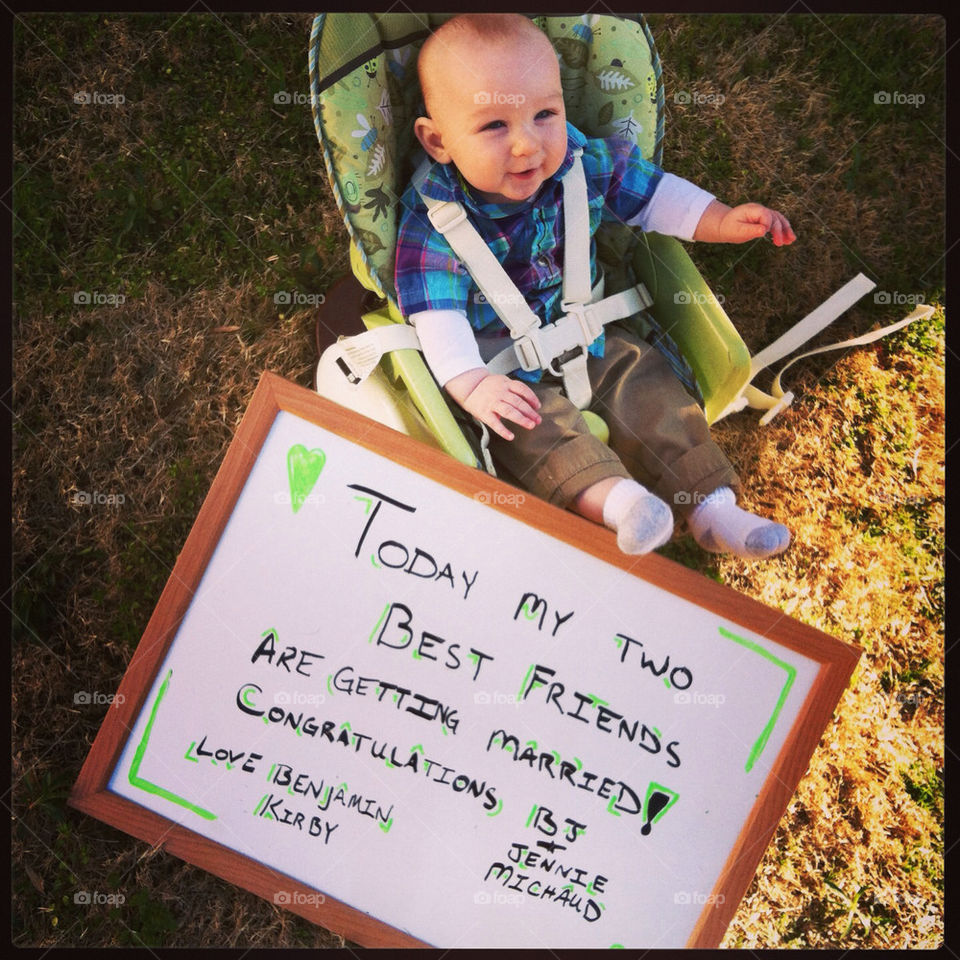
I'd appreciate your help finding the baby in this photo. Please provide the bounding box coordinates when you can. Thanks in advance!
[395,13,796,558]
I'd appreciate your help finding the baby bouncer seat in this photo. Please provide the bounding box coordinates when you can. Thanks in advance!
[308,13,923,468]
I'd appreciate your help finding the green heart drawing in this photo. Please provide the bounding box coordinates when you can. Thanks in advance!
[287,444,326,514]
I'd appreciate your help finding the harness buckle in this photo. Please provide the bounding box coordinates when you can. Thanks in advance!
[560,298,601,346]
[427,201,468,234]
[547,343,586,379]
[554,347,592,410]
[514,333,544,372]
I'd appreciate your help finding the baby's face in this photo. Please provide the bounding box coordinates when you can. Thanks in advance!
[417,32,567,204]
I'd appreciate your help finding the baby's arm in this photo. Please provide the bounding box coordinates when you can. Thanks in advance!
[618,159,794,246]
[693,199,795,246]
[411,309,541,442]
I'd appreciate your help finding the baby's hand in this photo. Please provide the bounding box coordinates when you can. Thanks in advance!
[445,369,542,441]
[721,203,795,245]
[695,199,796,246]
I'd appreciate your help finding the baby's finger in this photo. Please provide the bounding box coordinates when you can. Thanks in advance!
[496,397,540,431]
[508,379,542,411]
[767,210,795,246]
[508,394,542,427]
[484,412,515,442]
[778,215,796,245]
[734,209,770,242]
[762,207,796,247]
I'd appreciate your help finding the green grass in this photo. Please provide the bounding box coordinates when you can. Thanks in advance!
[14,14,343,316]
[648,13,943,320]
[901,761,944,818]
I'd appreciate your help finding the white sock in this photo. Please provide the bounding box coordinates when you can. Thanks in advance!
[602,479,674,555]
[687,486,791,559]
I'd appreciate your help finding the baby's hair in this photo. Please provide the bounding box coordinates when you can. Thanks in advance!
[418,14,548,116]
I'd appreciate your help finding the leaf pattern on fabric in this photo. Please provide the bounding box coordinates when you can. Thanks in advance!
[613,111,642,141]
[385,71,409,142]
[377,88,392,127]
[355,227,385,255]
[363,184,391,222]
[367,143,387,177]
[593,66,638,92]
[555,37,589,69]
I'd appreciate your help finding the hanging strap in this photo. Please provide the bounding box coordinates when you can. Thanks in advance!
[767,302,935,399]
[713,276,935,425]
[749,273,876,378]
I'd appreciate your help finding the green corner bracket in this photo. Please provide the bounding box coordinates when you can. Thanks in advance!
[127,669,218,820]
[718,625,796,772]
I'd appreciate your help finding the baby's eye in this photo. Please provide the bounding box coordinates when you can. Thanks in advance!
[536,109,559,120]
[480,119,506,131]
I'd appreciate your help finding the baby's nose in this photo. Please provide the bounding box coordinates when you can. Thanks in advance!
[511,127,538,156]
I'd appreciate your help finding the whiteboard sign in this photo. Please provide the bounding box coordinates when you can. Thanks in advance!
[71,372,859,948]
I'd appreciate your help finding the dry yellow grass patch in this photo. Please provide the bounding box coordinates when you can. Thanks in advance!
[711,333,943,947]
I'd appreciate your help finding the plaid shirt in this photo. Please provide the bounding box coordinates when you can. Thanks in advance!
[394,123,665,383]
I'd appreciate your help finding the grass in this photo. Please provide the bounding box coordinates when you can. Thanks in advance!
[12,11,943,950]
[14,13,340,324]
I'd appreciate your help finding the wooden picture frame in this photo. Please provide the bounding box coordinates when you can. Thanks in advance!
[70,371,860,948]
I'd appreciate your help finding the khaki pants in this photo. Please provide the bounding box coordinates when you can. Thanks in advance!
[487,325,740,517]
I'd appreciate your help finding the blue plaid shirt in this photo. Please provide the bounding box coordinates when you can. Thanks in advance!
[394,123,664,383]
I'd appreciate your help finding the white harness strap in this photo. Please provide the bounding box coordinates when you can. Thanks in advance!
[325,322,421,384]
[412,158,542,341]
[549,145,605,409]
[561,146,593,305]
[412,151,652,409]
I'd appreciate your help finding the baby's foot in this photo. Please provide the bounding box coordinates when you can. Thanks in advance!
[602,479,674,555]
[687,486,790,559]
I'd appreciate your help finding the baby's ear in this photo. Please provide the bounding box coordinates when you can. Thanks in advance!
[414,116,451,164]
